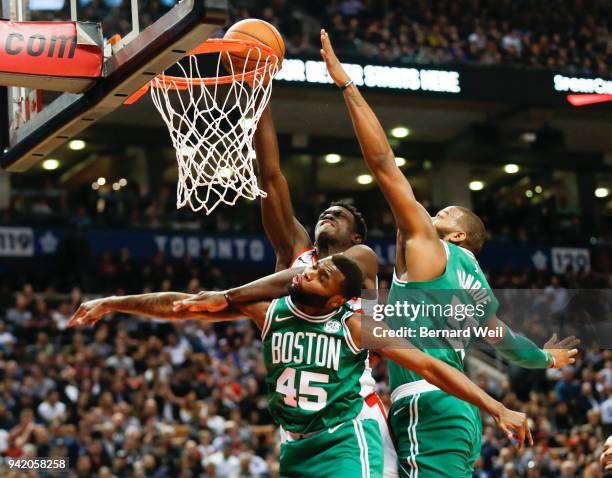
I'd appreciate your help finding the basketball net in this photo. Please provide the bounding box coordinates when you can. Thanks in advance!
[146,42,280,214]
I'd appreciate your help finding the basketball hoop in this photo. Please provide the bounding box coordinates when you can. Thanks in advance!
[125,39,281,214]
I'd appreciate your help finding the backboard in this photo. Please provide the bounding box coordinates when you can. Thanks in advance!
[1,0,229,172]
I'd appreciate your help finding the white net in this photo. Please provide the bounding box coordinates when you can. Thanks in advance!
[149,43,280,214]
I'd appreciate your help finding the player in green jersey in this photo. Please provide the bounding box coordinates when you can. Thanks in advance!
[69,255,531,478]
[318,29,579,478]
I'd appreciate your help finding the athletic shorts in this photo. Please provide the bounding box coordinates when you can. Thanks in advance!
[389,389,482,478]
[279,418,383,478]
[357,392,399,478]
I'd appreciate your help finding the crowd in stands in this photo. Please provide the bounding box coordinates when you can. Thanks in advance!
[24,0,612,76]
[255,0,612,76]
[4,176,611,247]
[0,244,611,477]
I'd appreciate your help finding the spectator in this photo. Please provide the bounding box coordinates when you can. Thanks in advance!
[37,390,67,424]
[602,435,612,477]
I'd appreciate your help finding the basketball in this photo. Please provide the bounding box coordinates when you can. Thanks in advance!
[222,19,285,75]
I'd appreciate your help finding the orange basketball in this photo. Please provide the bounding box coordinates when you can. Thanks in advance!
[222,19,285,75]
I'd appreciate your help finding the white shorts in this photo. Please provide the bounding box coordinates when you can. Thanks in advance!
[358,393,399,478]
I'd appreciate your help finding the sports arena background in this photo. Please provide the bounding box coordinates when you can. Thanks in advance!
[1,0,612,477]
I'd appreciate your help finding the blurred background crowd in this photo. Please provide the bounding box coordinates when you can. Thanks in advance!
[3,0,612,477]
[32,0,612,77]
[4,178,610,246]
[0,215,611,478]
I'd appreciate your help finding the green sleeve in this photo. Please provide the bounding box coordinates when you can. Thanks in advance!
[493,321,552,369]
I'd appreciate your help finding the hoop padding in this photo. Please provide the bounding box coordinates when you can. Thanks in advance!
[145,39,280,214]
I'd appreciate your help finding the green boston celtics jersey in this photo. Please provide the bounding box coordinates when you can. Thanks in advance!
[387,242,499,392]
[262,296,369,434]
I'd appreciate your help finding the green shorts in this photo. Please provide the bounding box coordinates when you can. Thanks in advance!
[280,418,383,478]
[389,390,482,478]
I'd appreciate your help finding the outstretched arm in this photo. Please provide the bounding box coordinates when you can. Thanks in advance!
[485,315,579,369]
[319,30,445,280]
[173,267,305,312]
[346,315,533,448]
[256,105,311,270]
[174,243,379,313]
[68,293,269,329]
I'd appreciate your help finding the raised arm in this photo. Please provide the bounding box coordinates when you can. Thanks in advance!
[319,31,437,240]
[256,105,311,270]
[346,315,533,448]
[319,30,446,279]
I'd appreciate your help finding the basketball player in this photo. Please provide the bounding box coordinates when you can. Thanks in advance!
[318,29,579,478]
[194,95,399,474]
[69,255,531,478]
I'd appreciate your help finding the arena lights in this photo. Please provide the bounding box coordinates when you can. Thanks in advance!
[112,183,120,191]
[357,174,373,185]
[119,178,128,187]
[276,59,461,93]
[520,133,537,143]
[503,164,520,174]
[97,177,106,186]
[395,157,407,167]
[525,190,534,198]
[68,139,86,151]
[390,127,410,139]
[595,187,610,198]
[324,154,342,164]
[91,182,99,190]
[41,159,60,170]
[535,185,543,194]
[469,181,484,191]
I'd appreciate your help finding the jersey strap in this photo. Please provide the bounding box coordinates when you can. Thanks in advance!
[340,312,361,354]
[261,298,279,340]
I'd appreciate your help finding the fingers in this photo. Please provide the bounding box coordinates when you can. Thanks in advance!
[515,421,526,450]
[183,303,212,312]
[68,310,99,327]
[558,336,580,348]
[544,333,557,348]
[172,301,189,312]
[498,423,513,442]
[526,421,534,446]
[67,307,85,328]
[172,299,222,313]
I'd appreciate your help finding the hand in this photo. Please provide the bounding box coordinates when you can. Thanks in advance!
[543,333,580,368]
[67,298,114,327]
[172,291,228,313]
[493,405,533,450]
[319,29,351,87]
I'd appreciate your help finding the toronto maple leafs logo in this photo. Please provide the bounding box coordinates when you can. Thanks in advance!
[39,231,59,254]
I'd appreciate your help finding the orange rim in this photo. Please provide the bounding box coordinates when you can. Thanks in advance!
[124,39,280,104]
